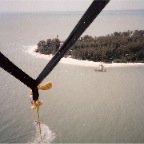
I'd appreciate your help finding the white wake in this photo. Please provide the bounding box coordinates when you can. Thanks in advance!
[30,122,55,144]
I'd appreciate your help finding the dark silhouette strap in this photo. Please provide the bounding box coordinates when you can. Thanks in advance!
[0,52,39,101]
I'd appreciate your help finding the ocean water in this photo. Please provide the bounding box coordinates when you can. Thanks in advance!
[0,10,144,143]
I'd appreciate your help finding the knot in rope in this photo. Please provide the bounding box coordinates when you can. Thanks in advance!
[31,100,43,109]
[29,81,52,103]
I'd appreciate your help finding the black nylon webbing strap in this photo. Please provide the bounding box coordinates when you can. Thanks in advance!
[0,52,39,101]
[36,0,110,84]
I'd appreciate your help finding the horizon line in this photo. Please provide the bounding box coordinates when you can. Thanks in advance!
[0,9,144,13]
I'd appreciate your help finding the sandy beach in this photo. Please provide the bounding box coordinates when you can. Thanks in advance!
[24,45,144,68]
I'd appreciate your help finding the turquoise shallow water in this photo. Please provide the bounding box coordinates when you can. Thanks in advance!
[0,10,144,143]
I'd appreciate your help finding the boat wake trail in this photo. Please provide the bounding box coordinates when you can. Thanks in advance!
[30,122,55,144]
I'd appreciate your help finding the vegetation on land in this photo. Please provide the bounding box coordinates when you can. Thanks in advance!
[35,30,144,63]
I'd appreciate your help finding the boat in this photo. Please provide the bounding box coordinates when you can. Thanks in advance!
[95,63,106,72]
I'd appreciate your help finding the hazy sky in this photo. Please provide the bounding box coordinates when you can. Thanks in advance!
[0,0,144,12]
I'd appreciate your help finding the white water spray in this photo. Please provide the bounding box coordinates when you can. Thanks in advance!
[30,121,55,144]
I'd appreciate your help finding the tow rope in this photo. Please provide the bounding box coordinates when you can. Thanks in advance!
[32,100,43,142]
[30,81,52,141]
[36,106,43,142]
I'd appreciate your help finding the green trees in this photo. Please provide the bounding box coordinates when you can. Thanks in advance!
[71,30,144,63]
[35,38,60,55]
[35,30,144,63]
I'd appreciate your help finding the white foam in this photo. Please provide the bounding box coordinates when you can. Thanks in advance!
[24,45,144,67]
[24,45,53,60]
[30,122,55,144]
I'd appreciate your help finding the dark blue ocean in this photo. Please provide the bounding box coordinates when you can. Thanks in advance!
[0,10,144,143]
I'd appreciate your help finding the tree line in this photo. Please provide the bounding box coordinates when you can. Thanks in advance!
[35,30,144,63]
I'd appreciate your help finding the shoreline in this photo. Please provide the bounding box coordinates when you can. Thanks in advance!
[24,45,144,68]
